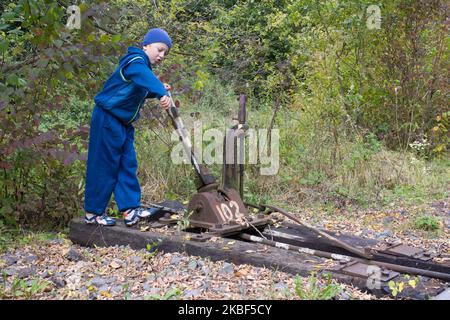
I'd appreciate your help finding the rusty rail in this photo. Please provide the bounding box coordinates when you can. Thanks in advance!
[240,233,450,282]
[260,204,373,259]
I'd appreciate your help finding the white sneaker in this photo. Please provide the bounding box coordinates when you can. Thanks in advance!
[84,213,116,226]
[123,207,158,226]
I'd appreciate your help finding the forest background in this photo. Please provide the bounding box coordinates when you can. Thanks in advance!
[0,0,448,236]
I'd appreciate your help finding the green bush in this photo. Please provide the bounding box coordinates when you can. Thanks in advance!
[412,215,441,232]
[294,273,342,300]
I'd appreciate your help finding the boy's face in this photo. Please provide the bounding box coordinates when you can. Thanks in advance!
[143,42,169,65]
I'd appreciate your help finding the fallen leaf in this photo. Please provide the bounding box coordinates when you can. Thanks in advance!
[408,280,417,288]
[234,270,248,277]
[110,261,121,269]
[227,241,236,245]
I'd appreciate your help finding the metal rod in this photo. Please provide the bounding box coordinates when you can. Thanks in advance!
[238,94,246,199]
[262,228,450,275]
[261,204,373,259]
[240,233,352,262]
[222,129,238,190]
[367,259,450,282]
[240,233,450,282]
[166,92,216,188]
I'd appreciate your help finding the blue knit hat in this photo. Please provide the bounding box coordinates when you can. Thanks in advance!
[142,28,172,49]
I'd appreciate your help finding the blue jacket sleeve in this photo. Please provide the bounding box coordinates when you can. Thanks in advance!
[122,60,168,99]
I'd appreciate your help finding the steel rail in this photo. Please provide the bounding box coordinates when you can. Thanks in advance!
[239,233,450,282]
[264,227,450,274]
[260,204,373,259]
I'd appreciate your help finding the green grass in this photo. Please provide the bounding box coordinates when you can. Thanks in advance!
[0,275,51,299]
[0,221,65,253]
[412,215,441,232]
[145,287,183,300]
[294,272,342,300]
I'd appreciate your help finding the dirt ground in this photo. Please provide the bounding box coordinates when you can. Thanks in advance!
[0,199,448,300]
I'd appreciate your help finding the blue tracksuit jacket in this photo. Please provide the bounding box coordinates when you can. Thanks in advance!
[84,47,168,215]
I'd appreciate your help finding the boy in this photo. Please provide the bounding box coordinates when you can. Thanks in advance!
[84,28,172,227]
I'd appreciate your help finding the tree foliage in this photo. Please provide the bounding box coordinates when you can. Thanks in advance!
[0,0,448,227]
[0,0,128,226]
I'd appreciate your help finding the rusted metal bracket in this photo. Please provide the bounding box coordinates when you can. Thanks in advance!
[377,242,439,261]
[188,188,271,236]
[222,94,248,199]
[335,261,399,282]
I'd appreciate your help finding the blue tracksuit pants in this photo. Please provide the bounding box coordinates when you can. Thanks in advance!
[84,105,141,215]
